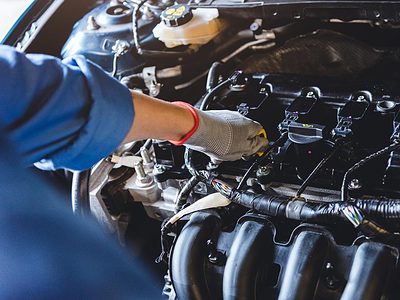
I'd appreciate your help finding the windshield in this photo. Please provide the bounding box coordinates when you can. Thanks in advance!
[0,0,36,43]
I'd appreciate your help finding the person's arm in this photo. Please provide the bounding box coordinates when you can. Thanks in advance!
[0,45,267,170]
[123,90,195,142]
[0,45,133,170]
[123,90,268,162]
[0,133,162,299]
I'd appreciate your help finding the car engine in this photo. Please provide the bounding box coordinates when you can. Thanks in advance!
[61,0,400,298]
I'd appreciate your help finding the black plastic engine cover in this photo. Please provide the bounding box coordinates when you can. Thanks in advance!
[154,73,400,197]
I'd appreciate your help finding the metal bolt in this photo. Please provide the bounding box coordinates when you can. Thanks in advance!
[194,182,207,194]
[327,279,335,288]
[150,84,161,97]
[257,165,272,177]
[207,161,220,170]
[112,40,130,56]
[141,148,152,164]
[87,15,100,30]
[206,240,225,265]
[348,178,362,190]
[324,262,340,290]
[326,262,333,270]
[154,164,166,173]
[134,160,153,187]
[134,160,146,179]
[30,22,37,34]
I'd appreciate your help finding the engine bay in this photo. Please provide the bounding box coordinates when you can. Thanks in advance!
[58,0,400,298]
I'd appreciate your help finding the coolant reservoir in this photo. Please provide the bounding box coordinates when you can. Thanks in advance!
[152,4,224,48]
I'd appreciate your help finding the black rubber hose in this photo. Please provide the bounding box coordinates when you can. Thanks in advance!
[71,170,90,216]
[206,62,223,92]
[170,212,221,300]
[272,21,319,44]
[200,78,232,110]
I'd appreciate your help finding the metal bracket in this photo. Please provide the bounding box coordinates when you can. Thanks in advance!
[143,66,162,97]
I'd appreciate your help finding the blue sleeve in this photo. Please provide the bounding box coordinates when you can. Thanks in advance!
[0,45,134,170]
[0,134,161,299]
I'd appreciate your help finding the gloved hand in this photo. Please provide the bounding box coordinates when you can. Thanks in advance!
[170,102,268,161]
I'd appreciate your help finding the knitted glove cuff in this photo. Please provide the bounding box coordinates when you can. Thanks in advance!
[169,101,199,146]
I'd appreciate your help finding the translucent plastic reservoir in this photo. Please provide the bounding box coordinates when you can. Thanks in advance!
[153,8,224,48]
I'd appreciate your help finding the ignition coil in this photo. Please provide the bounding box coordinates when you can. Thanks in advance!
[278,87,331,144]
[332,91,371,140]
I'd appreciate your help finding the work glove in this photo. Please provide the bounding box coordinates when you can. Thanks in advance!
[170,102,268,161]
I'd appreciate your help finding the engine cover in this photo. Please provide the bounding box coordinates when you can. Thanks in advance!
[154,73,400,199]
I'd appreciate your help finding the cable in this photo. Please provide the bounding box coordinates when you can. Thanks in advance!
[342,205,390,236]
[111,53,119,78]
[210,178,234,198]
[183,77,234,179]
[237,132,288,190]
[198,176,395,237]
[200,78,232,110]
[128,0,195,58]
[206,61,223,92]
[184,148,209,181]
[134,139,152,155]
[131,0,149,56]
[296,140,344,198]
[220,39,274,63]
[342,205,364,227]
[156,192,231,263]
[175,175,200,211]
[229,188,396,236]
[341,140,400,202]
[179,71,236,210]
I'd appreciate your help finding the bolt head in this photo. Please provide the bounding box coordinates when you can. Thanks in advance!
[348,178,362,190]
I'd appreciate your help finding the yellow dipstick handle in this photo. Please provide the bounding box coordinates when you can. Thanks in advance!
[257,129,268,156]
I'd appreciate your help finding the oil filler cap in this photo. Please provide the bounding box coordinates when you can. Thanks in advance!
[161,4,193,27]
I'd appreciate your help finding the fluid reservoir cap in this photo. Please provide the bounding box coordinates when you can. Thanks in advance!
[161,4,193,27]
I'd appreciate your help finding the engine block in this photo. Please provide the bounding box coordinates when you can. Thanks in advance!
[88,72,400,299]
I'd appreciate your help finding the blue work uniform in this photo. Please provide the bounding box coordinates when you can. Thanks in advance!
[0,45,161,298]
